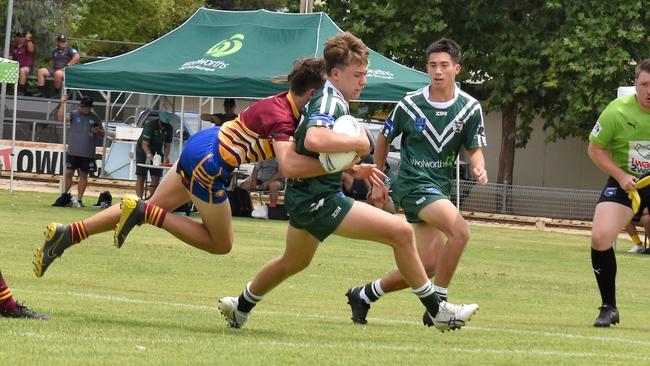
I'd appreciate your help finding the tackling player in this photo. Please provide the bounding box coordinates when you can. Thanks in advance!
[34,57,328,276]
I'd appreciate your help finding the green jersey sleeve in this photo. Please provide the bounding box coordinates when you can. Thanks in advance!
[463,102,487,149]
[164,124,174,144]
[140,121,155,142]
[305,95,348,129]
[381,103,406,144]
[589,105,615,148]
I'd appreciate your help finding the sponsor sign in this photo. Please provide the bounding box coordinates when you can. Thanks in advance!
[0,140,103,177]
[178,34,244,72]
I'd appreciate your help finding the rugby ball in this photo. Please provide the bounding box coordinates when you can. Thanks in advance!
[319,115,360,173]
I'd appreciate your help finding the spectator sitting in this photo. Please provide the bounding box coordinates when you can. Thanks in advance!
[8,31,34,96]
[200,98,238,126]
[239,157,284,208]
[135,111,174,199]
[35,34,79,98]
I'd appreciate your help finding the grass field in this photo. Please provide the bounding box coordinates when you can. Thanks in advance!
[1,189,650,365]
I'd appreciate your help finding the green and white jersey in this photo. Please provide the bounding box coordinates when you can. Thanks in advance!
[382,85,486,198]
[285,80,350,210]
[589,94,650,177]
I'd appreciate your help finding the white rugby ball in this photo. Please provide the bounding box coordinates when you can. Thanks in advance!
[319,115,360,173]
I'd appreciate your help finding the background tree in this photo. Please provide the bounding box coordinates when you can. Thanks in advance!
[324,0,650,186]
[322,0,446,122]
[444,1,558,185]
[74,0,204,57]
[539,0,650,142]
[205,0,289,10]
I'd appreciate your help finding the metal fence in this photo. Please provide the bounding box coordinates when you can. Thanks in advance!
[451,180,601,221]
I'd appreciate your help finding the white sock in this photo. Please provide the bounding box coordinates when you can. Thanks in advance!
[434,285,448,301]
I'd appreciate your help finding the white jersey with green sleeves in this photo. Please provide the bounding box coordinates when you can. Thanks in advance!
[381,85,487,198]
[589,94,650,177]
[285,80,350,206]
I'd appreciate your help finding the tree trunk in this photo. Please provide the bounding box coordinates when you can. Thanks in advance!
[496,100,517,214]
[497,100,517,184]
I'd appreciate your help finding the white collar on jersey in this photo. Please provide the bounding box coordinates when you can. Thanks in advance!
[324,79,348,105]
[422,84,459,109]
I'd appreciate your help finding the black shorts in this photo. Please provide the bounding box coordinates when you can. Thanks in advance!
[66,155,96,173]
[598,177,650,216]
[135,152,163,177]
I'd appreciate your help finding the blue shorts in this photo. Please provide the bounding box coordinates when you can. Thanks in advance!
[177,127,235,204]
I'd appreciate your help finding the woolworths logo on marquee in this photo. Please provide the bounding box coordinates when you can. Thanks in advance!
[366,58,395,80]
[178,34,245,72]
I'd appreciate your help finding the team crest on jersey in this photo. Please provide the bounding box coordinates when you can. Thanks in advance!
[453,119,465,133]
[415,117,426,132]
[591,121,601,136]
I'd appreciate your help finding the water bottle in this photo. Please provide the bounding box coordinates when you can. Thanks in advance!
[153,153,161,166]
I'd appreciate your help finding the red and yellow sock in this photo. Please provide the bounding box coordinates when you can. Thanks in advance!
[144,202,167,228]
[69,221,88,244]
[0,279,17,313]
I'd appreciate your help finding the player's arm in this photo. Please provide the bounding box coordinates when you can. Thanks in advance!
[68,50,80,66]
[369,113,398,206]
[304,125,370,155]
[588,142,636,191]
[163,128,172,163]
[92,118,105,137]
[467,147,488,184]
[373,133,389,173]
[272,140,326,179]
[57,95,68,122]
[365,133,390,206]
[163,142,171,163]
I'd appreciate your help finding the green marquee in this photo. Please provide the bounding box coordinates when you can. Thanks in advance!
[65,8,429,102]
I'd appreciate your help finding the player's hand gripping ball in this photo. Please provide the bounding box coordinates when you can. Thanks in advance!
[319,115,360,173]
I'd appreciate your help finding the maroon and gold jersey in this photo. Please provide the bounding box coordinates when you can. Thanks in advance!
[217,91,300,167]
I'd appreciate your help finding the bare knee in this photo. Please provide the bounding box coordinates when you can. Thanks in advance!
[591,229,615,250]
[448,221,470,247]
[206,239,233,255]
[387,221,415,249]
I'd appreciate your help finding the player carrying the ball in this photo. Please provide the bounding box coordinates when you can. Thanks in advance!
[346,38,488,325]
[34,57,331,276]
[218,32,478,332]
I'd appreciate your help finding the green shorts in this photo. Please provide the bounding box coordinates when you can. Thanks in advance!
[401,186,449,223]
[287,192,354,242]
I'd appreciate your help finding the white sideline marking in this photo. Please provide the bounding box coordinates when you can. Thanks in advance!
[64,291,650,348]
[17,288,650,354]
[7,329,650,362]
[450,348,650,362]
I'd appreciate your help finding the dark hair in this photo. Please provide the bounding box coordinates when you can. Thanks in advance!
[223,98,235,108]
[80,96,93,107]
[288,57,325,96]
[425,38,462,64]
[323,32,369,75]
[635,59,650,80]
